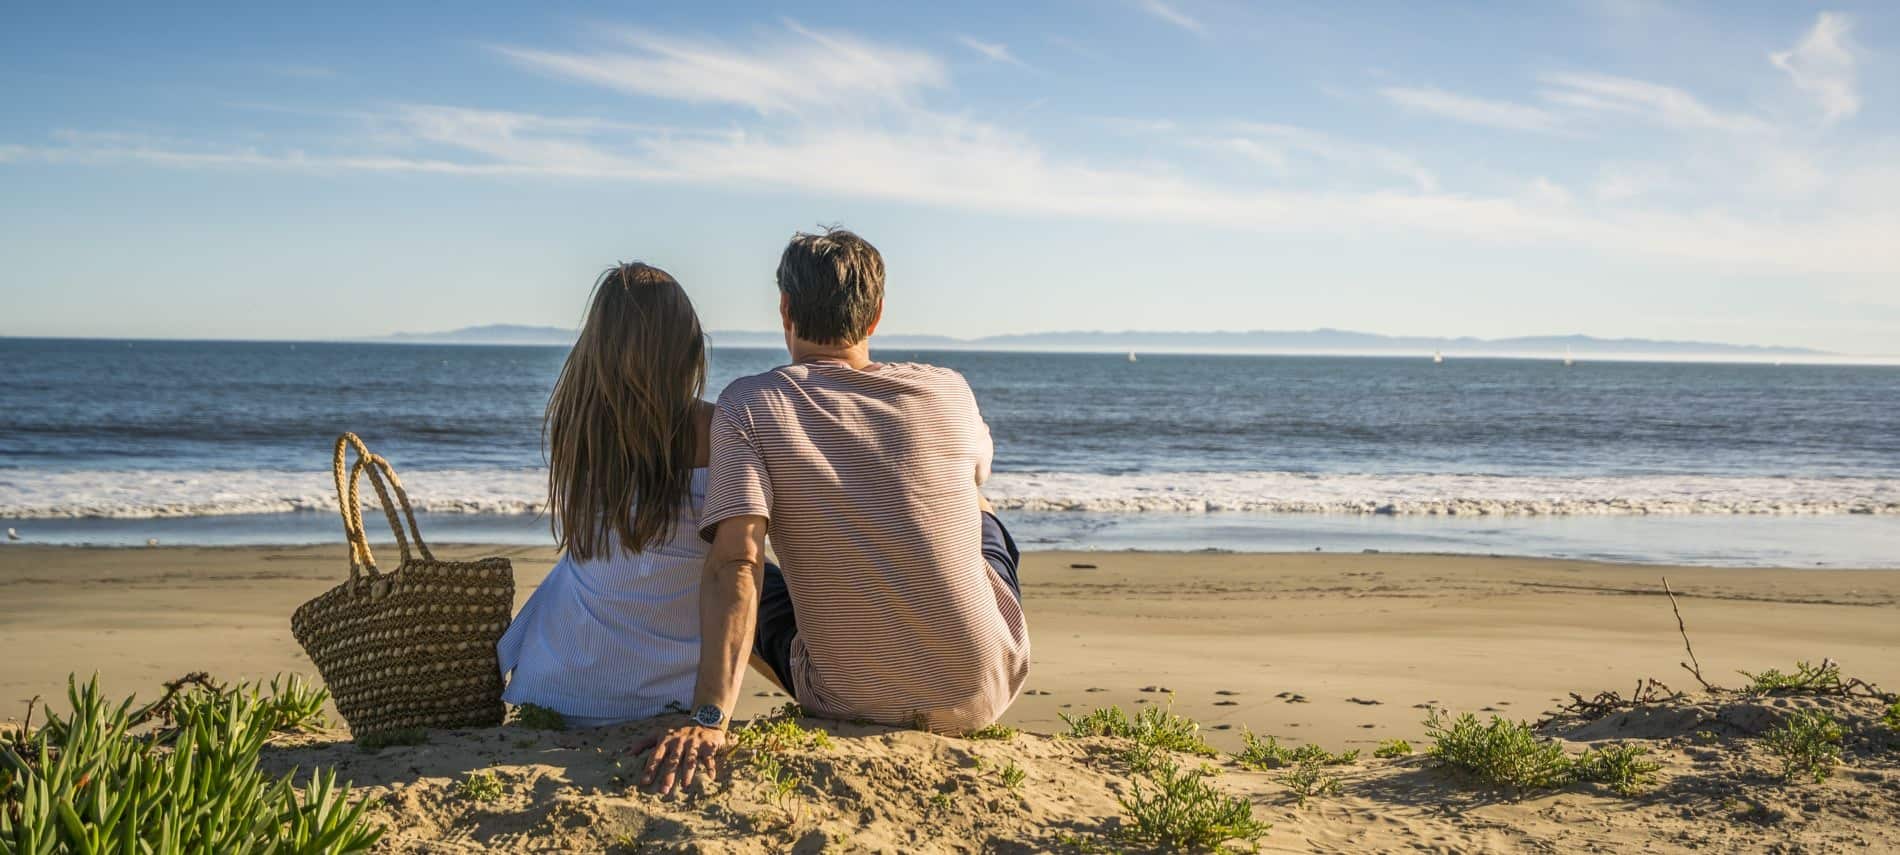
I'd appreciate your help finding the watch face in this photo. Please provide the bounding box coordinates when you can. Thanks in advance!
[693,705,724,727]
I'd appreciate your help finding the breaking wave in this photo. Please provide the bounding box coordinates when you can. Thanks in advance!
[3,468,1896,520]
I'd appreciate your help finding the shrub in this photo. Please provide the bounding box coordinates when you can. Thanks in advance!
[965,723,1019,741]
[0,675,380,854]
[1121,743,1167,775]
[1281,758,1341,807]
[1883,701,1900,731]
[1061,701,1216,756]
[1571,745,1661,796]
[356,728,428,752]
[1762,710,1843,783]
[1116,758,1270,851]
[1373,739,1414,759]
[459,770,504,803]
[1231,730,1356,771]
[729,705,829,808]
[1423,710,1572,791]
[998,761,1026,790]
[509,703,567,732]
[730,705,831,753]
[1739,661,1843,695]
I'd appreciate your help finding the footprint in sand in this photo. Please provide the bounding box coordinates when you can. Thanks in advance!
[1274,692,1309,704]
[1359,724,1377,728]
[1214,690,1240,696]
[1480,706,1501,712]
[1140,686,1171,693]
[1211,724,1234,730]
[1086,688,1107,693]
[1214,701,1239,707]
[1346,697,1382,706]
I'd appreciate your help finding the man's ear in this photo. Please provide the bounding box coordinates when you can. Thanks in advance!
[865,301,883,338]
[779,292,792,333]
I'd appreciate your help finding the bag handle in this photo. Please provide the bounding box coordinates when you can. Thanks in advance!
[332,433,435,582]
[350,452,435,563]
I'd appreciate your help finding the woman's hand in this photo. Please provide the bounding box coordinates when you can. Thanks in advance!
[637,723,727,795]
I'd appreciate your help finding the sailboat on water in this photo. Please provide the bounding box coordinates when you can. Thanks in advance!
[1564,346,1575,368]
[1433,350,1444,364]
[1127,351,1138,363]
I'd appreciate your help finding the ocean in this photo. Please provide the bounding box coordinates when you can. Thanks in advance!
[3,338,1897,566]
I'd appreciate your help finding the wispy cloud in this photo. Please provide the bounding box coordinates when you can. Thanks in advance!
[16,101,1898,276]
[494,22,946,115]
[1379,86,1563,133]
[1208,123,1439,191]
[1135,0,1205,36]
[10,17,1900,280]
[1539,72,1768,133]
[955,35,1030,69]
[1771,12,1859,123]
[1384,73,1766,136]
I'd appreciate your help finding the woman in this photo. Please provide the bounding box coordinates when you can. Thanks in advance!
[497,262,714,727]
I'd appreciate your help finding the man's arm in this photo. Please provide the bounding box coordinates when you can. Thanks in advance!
[640,513,769,795]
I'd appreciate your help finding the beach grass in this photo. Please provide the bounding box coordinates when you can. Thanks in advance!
[0,674,380,854]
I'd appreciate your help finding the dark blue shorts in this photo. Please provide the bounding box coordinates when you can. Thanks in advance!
[753,511,1023,700]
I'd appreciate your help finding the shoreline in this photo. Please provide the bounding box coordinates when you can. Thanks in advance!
[8,508,1899,569]
[5,541,1900,571]
[5,544,1896,752]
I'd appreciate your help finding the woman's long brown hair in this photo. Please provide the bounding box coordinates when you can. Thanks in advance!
[544,263,706,560]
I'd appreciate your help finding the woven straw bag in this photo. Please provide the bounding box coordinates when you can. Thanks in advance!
[291,433,514,738]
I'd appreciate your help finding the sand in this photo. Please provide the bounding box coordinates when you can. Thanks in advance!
[4,543,1899,851]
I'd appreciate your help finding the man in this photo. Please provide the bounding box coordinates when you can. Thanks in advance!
[641,228,1030,794]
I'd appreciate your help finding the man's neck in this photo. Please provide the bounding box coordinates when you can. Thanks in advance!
[788,337,873,370]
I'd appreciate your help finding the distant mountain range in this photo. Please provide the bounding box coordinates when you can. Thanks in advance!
[365,324,1828,358]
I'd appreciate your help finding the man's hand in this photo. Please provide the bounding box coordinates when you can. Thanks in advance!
[638,723,726,796]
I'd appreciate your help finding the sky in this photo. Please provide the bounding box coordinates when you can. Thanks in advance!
[2,1,1897,354]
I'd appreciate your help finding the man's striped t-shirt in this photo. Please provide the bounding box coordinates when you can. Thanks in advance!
[701,358,1030,733]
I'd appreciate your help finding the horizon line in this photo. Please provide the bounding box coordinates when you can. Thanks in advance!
[3,333,1895,367]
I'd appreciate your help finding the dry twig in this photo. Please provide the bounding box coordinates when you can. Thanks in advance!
[1662,578,1715,691]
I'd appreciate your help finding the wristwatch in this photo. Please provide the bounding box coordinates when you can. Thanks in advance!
[690,703,728,729]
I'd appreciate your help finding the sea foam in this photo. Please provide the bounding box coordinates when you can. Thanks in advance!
[1,468,1895,520]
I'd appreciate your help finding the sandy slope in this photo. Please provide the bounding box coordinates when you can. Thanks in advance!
[250,689,1900,853]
